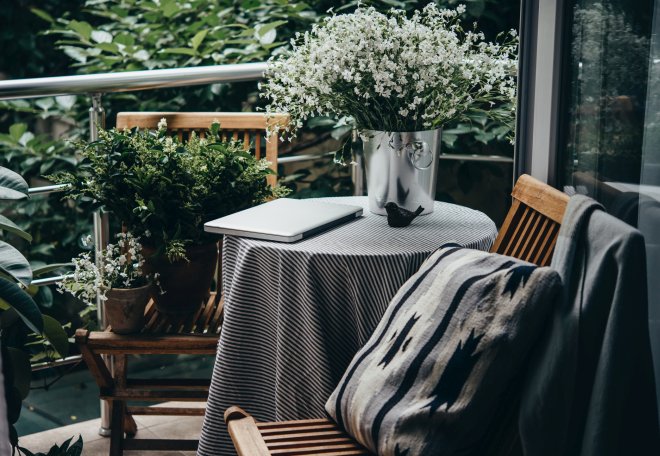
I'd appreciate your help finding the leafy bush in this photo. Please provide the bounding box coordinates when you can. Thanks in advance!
[50,121,288,261]
[0,123,88,263]
[0,167,70,448]
[18,435,83,456]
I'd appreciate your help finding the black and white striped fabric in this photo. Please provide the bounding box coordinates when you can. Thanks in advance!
[197,197,497,456]
[325,245,561,456]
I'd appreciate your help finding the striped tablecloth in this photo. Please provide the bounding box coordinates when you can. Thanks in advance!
[197,197,497,455]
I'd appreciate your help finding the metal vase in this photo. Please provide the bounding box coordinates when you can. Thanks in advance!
[362,129,441,215]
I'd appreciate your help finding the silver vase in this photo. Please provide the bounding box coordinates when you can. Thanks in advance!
[362,128,441,215]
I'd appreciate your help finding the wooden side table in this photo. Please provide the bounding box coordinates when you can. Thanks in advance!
[76,293,223,455]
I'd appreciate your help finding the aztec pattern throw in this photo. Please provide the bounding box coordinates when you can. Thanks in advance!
[325,245,561,455]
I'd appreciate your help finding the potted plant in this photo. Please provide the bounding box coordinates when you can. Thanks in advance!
[50,121,287,314]
[58,232,153,334]
[261,4,518,215]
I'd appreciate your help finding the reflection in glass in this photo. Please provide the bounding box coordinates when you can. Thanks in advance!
[561,0,660,414]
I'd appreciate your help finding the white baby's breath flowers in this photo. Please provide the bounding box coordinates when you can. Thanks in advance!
[58,232,152,307]
[262,4,518,139]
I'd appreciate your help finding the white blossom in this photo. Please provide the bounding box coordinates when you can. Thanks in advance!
[58,232,154,307]
[261,4,518,137]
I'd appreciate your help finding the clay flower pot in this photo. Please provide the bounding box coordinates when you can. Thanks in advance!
[104,284,152,334]
[142,242,218,314]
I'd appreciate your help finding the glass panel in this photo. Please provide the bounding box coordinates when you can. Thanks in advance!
[560,0,660,412]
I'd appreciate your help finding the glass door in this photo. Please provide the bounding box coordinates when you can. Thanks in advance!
[558,0,660,409]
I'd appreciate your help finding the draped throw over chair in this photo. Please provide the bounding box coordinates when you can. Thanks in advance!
[76,112,287,456]
[224,174,569,456]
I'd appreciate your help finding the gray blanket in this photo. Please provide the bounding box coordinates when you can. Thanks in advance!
[519,195,660,455]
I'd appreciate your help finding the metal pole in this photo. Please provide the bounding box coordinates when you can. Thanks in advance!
[89,93,112,437]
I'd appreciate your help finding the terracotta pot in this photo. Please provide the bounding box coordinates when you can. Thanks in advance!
[142,242,218,314]
[105,284,151,334]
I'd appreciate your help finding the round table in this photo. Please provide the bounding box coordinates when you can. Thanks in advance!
[198,197,497,456]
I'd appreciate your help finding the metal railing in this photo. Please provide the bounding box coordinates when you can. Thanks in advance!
[0,63,267,100]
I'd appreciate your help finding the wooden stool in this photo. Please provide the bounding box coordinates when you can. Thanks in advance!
[76,293,223,455]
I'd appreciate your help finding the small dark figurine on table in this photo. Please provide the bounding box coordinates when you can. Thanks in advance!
[385,202,424,227]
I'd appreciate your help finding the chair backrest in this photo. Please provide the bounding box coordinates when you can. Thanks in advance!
[490,174,569,267]
[116,112,288,187]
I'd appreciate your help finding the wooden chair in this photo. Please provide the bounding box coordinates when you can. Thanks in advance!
[490,174,569,266]
[224,174,569,456]
[77,112,287,455]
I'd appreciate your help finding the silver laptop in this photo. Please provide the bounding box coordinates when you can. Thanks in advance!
[204,198,363,242]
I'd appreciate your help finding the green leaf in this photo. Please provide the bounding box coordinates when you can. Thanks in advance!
[114,33,135,46]
[257,20,288,38]
[161,0,180,18]
[6,386,22,424]
[0,278,42,333]
[0,241,32,286]
[31,7,54,23]
[32,263,72,277]
[0,166,28,200]
[42,315,69,358]
[97,42,120,54]
[0,214,32,242]
[160,47,196,56]
[190,30,208,50]
[68,20,93,41]
[9,123,27,142]
[7,348,31,399]
[36,285,54,309]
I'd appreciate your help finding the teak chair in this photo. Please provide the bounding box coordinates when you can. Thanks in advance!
[224,174,569,456]
[76,112,287,455]
[489,174,569,266]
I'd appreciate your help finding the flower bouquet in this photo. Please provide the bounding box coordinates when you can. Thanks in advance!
[261,4,518,214]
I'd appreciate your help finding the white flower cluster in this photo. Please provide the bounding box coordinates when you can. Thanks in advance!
[58,232,153,307]
[261,4,518,137]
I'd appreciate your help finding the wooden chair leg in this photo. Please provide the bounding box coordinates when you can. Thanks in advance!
[110,400,125,456]
[124,412,138,438]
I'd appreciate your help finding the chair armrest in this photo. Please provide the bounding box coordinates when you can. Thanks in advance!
[224,407,271,456]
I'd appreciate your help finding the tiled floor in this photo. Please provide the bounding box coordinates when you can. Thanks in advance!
[18,402,204,456]
[18,354,214,436]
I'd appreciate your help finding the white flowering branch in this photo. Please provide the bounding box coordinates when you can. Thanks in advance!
[57,232,155,307]
[261,4,518,139]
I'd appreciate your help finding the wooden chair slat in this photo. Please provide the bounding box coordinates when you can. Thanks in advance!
[244,131,251,150]
[269,445,368,455]
[539,226,561,267]
[511,210,539,259]
[255,133,262,160]
[257,419,335,429]
[502,204,529,257]
[266,437,355,449]
[524,217,550,264]
[260,424,339,435]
